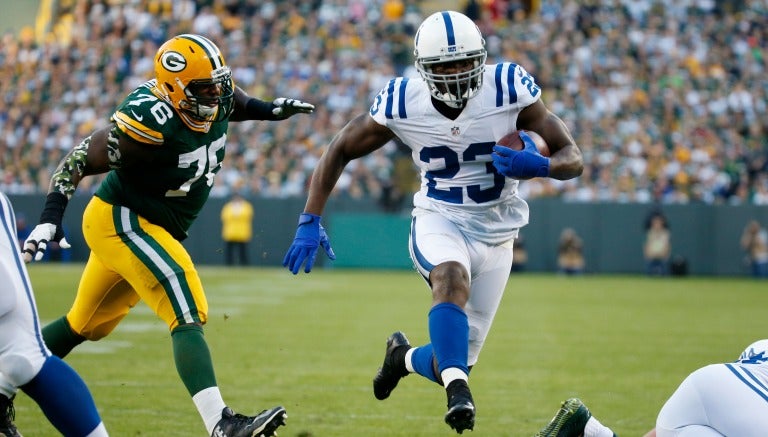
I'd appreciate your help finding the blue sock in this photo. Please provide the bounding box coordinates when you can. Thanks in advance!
[21,356,103,437]
[429,302,469,375]
[411,344,439,383]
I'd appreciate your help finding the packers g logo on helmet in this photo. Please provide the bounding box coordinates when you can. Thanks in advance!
[160,51,187,73]
[153,34,235,132]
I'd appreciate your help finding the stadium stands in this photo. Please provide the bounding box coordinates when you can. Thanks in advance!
[0,0,766,206]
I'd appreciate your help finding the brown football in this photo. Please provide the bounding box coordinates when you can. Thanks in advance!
[496,130,551,157]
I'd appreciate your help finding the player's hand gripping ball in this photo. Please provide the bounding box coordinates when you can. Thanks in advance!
[492,130,551,180]
[495,130,550,157]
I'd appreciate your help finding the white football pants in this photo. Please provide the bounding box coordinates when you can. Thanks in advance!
[0,192,50,394]
[408,211,514,366]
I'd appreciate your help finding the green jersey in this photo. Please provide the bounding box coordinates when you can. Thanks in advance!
[96,80,228,240]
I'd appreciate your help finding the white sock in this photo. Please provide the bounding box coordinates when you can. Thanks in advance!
[441,367,468,388]
[404,348,416,373]
[192,386,227,434]
[84,422,109,437]
[584,416,615,437]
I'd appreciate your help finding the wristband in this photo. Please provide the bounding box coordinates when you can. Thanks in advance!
[245,98,279,121]
[520,153,550,179]
[298,213,321,226]
[40,192,68,225]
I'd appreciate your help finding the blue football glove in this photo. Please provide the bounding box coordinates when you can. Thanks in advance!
[283,213,336,274]
[492,131,550,179]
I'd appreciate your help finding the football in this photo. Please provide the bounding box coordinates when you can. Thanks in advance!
[496,130,551,157]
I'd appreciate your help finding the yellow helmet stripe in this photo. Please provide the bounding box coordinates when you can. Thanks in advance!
[178,34,223,70]
[112,112,164,145]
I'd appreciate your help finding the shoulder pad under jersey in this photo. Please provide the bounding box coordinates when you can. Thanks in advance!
[111,83,177,145]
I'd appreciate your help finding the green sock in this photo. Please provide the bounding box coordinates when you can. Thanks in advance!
[172,324,217,396]
[42,316,86,358]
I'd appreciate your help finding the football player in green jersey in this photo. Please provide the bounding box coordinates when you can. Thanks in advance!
[12,34,313,437]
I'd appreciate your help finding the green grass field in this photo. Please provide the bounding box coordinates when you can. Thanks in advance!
[13,264,767,436]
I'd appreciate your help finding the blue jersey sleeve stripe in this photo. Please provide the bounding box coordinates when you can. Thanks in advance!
[494,64,504,107]
[398,78,408,119]
[441,12,456,46]
[507,63,518,104]
[384,79,408,119]
[385,79,396,119]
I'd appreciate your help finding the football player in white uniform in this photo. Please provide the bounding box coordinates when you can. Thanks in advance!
[284,10,583,434]
[0,192,108,436]
[537,339,768,437]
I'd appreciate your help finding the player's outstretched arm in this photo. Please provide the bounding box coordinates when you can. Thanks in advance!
[516,99,583,181]
[229,86,314,122]
[23,126,109,262]
[22,124,153,262]
[283,113,394,274]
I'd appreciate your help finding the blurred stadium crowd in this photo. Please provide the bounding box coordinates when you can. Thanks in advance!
[1,0,766,208]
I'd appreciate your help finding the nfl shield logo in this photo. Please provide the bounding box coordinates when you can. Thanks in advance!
[451,126,460,136]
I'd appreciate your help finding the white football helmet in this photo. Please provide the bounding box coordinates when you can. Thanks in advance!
[736,339,768,364]
[414,11,487,108]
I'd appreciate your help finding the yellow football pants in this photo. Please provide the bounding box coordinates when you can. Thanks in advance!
[66,196,208,340]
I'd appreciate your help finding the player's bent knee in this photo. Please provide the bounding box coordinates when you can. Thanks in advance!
[430,262,470,299]
[67,314,121,341]
[0,352,46,387]
[431,261,469,282]
[78,325,115,341]
[171,322,204,335]
[166,312,207,332]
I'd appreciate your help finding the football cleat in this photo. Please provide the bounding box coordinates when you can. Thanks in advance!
[444,379,475,434]
[373,331,411,400]
[0,394,21,437]
[535,398,591,437]
[211,406,287,437]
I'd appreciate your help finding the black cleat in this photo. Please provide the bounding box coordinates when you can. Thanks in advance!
[373,331,411,400]
[211,406,287,437]
[444,380,475,434]
[0,394,21,437]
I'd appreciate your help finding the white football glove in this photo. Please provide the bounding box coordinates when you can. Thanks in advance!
[272,97,314,118]
[22,223,71,263]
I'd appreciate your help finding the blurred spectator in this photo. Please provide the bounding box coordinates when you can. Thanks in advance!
[644,213,672,276]
[43,239,71,262]
[15,212,30,250]
[740,219,768,278]
[511,233,528,272]
[669,253,689,277]
[220,192,254,266]
[557,227,585,275]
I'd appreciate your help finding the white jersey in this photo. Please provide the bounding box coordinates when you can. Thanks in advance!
[369,63,541,245]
